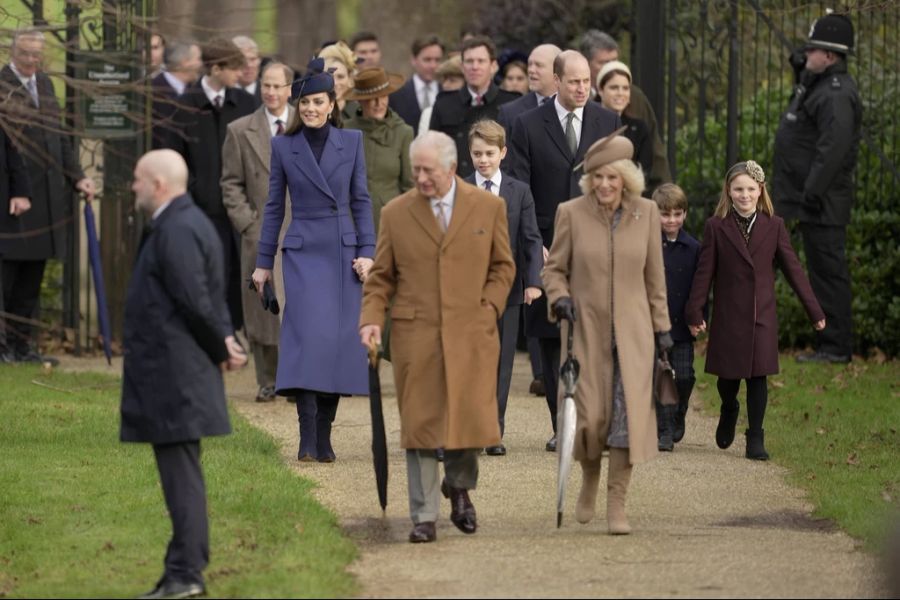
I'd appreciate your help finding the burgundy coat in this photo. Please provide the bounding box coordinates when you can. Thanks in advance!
[686,212,824,379]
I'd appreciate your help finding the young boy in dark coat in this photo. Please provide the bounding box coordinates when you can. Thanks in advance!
[653,183,701,450]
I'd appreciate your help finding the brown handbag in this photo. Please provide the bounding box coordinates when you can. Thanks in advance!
[655,352,679,407]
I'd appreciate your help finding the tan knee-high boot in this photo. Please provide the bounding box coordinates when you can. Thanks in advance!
[575,456,603,524]
[607,447,633,535]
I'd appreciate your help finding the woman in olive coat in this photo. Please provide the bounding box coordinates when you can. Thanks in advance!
[344,67,414,235]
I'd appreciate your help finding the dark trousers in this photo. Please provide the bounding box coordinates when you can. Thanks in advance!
[210,216,243,332]
[496,304,520,437]
[1,259,46,353]
[716,376,768,432]
[527,337,542,379]
[152,441,208,586]
[539,337,560,433]
[800,223,853,355]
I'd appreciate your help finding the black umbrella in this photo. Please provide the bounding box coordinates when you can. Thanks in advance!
[556,321,580,528]
[368,340,389,512]
[83,200,112,364]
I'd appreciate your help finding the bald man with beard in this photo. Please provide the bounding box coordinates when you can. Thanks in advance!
[121,150,246,599]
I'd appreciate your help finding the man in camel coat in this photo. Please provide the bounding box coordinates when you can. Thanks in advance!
[360,131,515,544]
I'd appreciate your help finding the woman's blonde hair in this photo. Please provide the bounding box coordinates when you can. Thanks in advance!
[318,41,356,73]
[579,158,645,198]
[713,161,774,218]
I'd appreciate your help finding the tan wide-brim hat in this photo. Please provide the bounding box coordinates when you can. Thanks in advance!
[344,67,405,101]
[576,126,634,173]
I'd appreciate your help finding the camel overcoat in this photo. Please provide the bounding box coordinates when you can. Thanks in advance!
[543,194,670,464]
[221,107,293,345]
[360,178,516,449]
[685,212,825,379]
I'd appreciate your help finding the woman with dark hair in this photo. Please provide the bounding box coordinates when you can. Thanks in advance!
[252,58,375,463]
[499,59,528,95]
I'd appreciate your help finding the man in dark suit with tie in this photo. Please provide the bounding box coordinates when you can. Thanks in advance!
[429,35,519,177]
[389,35,445,135]
[497,43,561,139]
[465,120,543,456]
[165,38,255,332]
[151,40,202,149]
[123,149,247,599]
[0,29,96,364]
[508,50,621,451]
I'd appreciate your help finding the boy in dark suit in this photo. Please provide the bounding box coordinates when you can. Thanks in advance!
[465,120,543,456]
[653,184,701,450]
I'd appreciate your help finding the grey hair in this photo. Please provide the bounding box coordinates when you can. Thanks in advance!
[11,29,45,50]
[579,29,618,59]
[410,130,457,170]
[163,40,198,70]
[231,35,258,52]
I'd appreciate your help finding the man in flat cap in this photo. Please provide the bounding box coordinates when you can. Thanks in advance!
[773,12,861,364]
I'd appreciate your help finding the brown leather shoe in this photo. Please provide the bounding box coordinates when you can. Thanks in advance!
[441,479,477,534]
[529,377,545,396]
[408,521,436,543]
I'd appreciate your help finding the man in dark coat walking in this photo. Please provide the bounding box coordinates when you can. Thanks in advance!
[507,50,621,451]
[0,126,32,362]
[122,149,246,599]
[389,34,445,135]
[165,38,255,332]
[150,40,202,149]
[772,13,861,364]
[429,35,518,177]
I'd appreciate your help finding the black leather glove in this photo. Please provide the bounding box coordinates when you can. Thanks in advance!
[553,297,576,322]
[656,331,674,354]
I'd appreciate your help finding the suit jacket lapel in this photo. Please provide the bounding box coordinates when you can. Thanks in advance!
[245,108,271,170]
[290,132,334,199]
[408,191,444,247]
[541,102,572,161]
[319,127,345,189]
[722,214,755,266]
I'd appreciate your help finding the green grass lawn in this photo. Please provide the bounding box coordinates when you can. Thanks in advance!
[0,366,357,598]
[694,354,900,550]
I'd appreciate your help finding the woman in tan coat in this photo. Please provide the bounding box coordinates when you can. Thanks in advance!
[543,131,671,535]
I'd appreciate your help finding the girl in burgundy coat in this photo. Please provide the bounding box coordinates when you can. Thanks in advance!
[685,161,825,460]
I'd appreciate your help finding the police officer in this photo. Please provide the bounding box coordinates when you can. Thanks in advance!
[772,12,861,364]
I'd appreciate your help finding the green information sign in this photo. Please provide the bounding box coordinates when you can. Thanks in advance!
[80,53,138,138]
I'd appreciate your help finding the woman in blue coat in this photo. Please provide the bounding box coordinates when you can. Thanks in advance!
[252,59,376,462]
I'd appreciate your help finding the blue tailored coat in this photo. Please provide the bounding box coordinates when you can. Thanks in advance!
[256,126,376,396]
[661,228,702,343]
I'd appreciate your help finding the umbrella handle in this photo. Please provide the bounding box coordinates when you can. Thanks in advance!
[367,338,380,368]
[566,319,574,358]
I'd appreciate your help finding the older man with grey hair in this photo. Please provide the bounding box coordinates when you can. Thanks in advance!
[151,39,202,148]
[360,130,515,544]
[232,35,262,107]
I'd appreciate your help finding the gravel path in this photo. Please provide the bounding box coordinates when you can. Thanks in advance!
[59,353,882,597]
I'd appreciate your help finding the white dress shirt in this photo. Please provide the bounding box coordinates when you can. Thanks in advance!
[162,70,187,96]
[201,76,225,107]
[413,74,438,110]
[430,178,457,228]
[8,62,38,106]
[241,81,258,97]
[474,170,502,196]
[468,85,490,106]
[152,198,175,221]
[265,106,290,137]
[554,97,584,149]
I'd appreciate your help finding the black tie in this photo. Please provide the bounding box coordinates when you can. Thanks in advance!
[213,96,223,109]
[483,180,492,192]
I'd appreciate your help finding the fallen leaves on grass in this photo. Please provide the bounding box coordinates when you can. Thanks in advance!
[845,452,860,466]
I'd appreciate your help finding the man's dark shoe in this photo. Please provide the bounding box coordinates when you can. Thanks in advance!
[715,400,740,449]
[255,386,276,403]
[408,521,437,543]
[545,434,557,452]
[15,348,59,366]
[435,448,444,462]
[441,479,477,534]
[484,444,506,456]
[796,351,851,364]
[137,580,205,599]
[529,377,545,396]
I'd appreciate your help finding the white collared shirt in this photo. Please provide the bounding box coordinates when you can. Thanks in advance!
[554,97,584,149]
[430,178,457,227]
[468,85,490,106]
[534,92,549,106]
[8,62,35,89]
[162,70,187,96]
[152,198,174,221]
[265,106,290,137]
[413,74,438,110]
[201,76,225,107]
[474,170,502,196]
[241,81,258,96]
